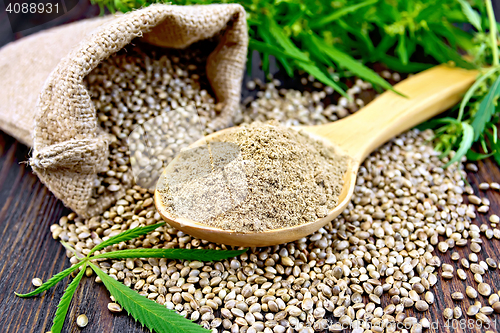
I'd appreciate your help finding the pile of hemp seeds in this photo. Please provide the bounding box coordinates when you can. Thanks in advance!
[84,40,219,203]
[48,46,500,333]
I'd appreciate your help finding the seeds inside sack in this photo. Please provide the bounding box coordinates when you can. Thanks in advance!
[83,40,223,204]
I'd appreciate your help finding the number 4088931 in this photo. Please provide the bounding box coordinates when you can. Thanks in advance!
[445,318,497,330]
[6,2,59,14]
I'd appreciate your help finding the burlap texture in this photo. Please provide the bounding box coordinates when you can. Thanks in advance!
[0,17,114,147]
[0,4,247,218]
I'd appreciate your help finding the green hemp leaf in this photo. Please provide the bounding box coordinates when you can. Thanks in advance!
[16,221,247,333]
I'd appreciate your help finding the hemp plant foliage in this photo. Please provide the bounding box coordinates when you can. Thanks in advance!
[92,0,500,168]
[15,222,247,333]
[92,0,482,93]
[418,0,500,167]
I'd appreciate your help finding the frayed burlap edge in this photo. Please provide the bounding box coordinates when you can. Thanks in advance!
[30,4,248,218]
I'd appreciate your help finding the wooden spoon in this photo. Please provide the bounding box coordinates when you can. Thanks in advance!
[155,65,478,247]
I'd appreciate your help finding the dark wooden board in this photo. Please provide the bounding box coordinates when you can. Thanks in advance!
[0,133,148,333]
[2,4,500,332]
[1,131,500,333]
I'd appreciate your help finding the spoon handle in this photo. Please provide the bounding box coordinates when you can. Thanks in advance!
[310,65,478,161]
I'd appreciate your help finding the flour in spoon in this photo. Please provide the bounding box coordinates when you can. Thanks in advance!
[157,122,347,232]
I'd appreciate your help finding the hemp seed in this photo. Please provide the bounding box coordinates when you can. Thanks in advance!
[478,283,492,297]
[415,300,429,312]
[76,314,88,328]
[466,286,478,299]
[108,303,123,313]
[451,292,464,300]
[467,305,480,316]
[453,306,462,319]
[32,278,42,287]
[443,308,453,320]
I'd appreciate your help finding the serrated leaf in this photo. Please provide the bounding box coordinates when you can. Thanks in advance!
[114,0,130,13]
[283,7,304,28]
[485,124,500,154]
[423,31,476,70]
[487,128,500,165]
[445,122,474,167]
[439,144,454,159]
[371,35,397,62]
[439,9,467,22]
[480,136,489,153]
[249,40,309,63]
[265,16,310,62]
[416,117,461,131]
[337,19,374,54]
[458,0,482,32]
[466,149,495,161]
[447,24,476,51]
[262,52,270,76]
[15,261,85,298]
[311,0,377,28]
[471,75,500,142]
[278,57,295,78]
[430,23,460,49]
[90,263,209,333]
[301,34,335,69]
[92,248,247,261]
[310,34,401,96]
[396,33,408,65]
[378,55,432,73]
[457,67,497,121]
[257,26,297,77]
[51,263,87,333]
[88,222,165,257]
[296,61,349,98]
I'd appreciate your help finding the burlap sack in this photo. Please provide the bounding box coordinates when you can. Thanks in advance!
[0,4,248,218]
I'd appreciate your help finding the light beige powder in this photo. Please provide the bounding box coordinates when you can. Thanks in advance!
[158,122,347,232]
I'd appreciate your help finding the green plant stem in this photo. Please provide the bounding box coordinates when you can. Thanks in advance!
[17,222,247,333]
[486,0,499,66]
[457,66,499,121]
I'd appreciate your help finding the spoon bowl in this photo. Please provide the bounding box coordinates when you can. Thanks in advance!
[155,65,478,247]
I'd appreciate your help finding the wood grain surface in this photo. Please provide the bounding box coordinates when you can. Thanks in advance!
[2,6,500,332]
[1,128,500,333]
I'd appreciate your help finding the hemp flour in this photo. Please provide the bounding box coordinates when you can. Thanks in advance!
[158,123,347,232]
